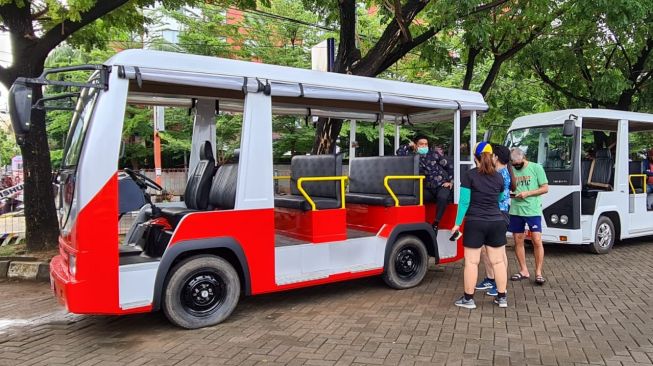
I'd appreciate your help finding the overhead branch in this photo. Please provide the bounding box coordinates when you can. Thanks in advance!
[478,25,545,96]
[467,0,510,16]
[371,26,440,76]
[462,47,481,90]
[629,37,653,86]
[383,0,412,43]
[573,41,594,84]
[611,30,633,71]
[36,0,131,59]
[354,0,509,77]
[604,46,617,69]
[534,62,598,105]
[31,6,49,20]
[333,0,359,73]
[616,37,653,109]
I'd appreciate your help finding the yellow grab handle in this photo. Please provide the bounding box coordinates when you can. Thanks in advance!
[629,174,647,194]
[383,175,425,207]
[297,176,349,211]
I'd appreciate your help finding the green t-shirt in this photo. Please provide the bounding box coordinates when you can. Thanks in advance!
[509,161,548,217]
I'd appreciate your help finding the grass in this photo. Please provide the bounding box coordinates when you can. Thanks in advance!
[0,242,26,257]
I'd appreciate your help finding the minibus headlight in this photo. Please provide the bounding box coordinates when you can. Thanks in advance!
[550,214,559,224]
[69,254,77,277]
[560,215,569,225]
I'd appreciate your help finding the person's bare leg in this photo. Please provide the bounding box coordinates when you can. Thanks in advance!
[464,247,482,294]
[531,232,544,277]
[486,246,508,293]
[503,250,509,275]
[513,232,529,277]
[481,246,494,279]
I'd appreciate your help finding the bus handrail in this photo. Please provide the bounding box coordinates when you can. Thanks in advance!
[383,175,425,207]
[297,176,348,211]
[629,174,648,194]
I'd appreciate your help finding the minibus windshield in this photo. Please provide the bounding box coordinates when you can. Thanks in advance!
[61,86,99,169]
[505,125,574,171]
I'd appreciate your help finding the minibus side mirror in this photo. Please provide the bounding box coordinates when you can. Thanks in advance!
[120,140,126,159]
[8,80,34,143]
[483,129,493,141]
[562,119,575,137]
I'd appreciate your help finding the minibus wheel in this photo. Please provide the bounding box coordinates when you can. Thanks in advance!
[163,255,240,329]
[589,216,615,254]
[383,235,428,289]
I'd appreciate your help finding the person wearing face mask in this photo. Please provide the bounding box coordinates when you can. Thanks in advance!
[508,148,549,285]
[397,134,454,231]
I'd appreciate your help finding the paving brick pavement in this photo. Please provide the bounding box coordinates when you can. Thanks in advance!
[1,239,653,366]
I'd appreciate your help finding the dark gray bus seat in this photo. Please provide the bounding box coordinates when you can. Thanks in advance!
[274,154,343,211]
[346,155,420,207]
[587,149,613,190]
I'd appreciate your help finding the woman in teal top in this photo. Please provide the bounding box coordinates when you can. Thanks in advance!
[451,142,508,309]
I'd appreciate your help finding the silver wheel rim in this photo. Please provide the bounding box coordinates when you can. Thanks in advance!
[597,223,612,248]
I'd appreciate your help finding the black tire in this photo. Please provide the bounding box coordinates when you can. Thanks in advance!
[163,255,240,329]
[383,235,429,289]
[589,216,615,254]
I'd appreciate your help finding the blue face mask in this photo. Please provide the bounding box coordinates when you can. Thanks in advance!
[417,147,429,155]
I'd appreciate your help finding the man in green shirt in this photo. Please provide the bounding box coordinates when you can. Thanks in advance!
[508,148,549,285]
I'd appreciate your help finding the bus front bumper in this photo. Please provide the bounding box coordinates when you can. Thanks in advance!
[526,227,585,244]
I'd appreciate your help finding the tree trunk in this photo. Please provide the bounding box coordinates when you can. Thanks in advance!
[20,87,60,251]
[311,118,343,154]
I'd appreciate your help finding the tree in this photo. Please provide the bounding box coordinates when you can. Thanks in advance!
[0,0,214,251]
[303,0,568,154]
[528,0,653,111]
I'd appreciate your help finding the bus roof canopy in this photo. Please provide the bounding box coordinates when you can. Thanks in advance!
[512,109,653,132]
[109,50,487,123]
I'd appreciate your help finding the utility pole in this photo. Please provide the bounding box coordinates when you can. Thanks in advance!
[153,106,164,186]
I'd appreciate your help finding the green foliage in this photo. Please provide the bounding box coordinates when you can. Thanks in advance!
[525,0,653,111]
[0,129,19,167]
[272,117,315,159]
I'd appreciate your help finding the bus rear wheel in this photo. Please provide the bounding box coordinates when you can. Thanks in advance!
[163,255,240,329]
[383,235,428,289]
[589,216,615,254]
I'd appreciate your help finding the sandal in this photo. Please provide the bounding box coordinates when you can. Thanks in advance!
[535,275,546,285]
[510,273,530,281]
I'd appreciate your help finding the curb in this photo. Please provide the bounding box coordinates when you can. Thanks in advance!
[0,260,50,282]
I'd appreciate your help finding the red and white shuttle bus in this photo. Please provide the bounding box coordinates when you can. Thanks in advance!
[9,50,487,328]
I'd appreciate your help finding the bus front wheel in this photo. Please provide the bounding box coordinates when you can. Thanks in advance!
[589,216,615,254]
[383,235,428,289]
[163,255,241,329]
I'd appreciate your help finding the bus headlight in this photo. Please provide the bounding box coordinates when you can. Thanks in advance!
[69,254,77,277]
[550,214,559,224]
[560,215,569,225]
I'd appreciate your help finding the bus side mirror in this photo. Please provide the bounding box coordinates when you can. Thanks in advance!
[8,80,33,144]
[483,129,493,141]
[120,140,126,159]
[563,119,575,137]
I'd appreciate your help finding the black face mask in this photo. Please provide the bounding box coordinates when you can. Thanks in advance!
[513,163,524,170]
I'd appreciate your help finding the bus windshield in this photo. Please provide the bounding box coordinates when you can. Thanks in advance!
[61,86,100,169]
[505,125,574,171]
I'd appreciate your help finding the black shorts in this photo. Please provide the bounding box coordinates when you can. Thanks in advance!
[463,220,508,249]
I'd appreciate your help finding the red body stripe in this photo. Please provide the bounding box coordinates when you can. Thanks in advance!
[170,208,277,294]
[51,173,122,314]
[274,208,347,243]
